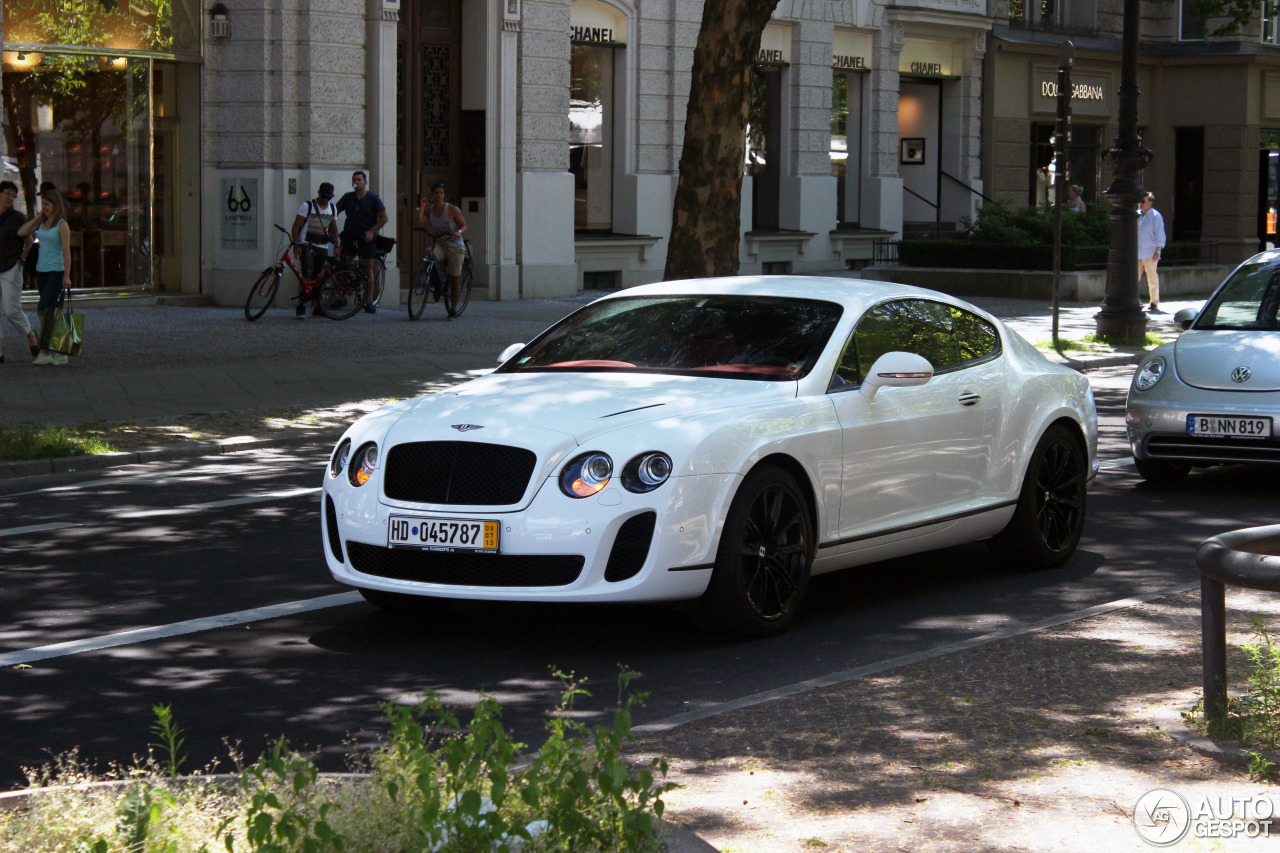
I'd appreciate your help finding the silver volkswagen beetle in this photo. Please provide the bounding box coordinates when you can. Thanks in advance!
[1127,250,1280,484]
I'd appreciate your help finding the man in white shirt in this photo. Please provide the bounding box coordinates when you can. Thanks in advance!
[1137,192,1167,313]
[290,182,339,318]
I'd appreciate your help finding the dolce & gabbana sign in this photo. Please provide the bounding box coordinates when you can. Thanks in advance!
[1031,64,1112,117]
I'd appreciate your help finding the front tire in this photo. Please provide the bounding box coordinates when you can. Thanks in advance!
[447,265,473,318]
[244,267,280,321]
[692,465,813,637]
[1134,456,1191,485]
[991,424,1087,570]
[319,269,366,320]
[408,260,431,320]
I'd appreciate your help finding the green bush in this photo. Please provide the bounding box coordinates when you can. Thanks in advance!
[0,669,676,853]
[961,199,1111,246]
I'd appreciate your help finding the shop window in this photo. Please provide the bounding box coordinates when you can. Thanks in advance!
[1029,123,1102,209]
[1264,0,1280,44]
[1174,127,1204,242]
[0,52,152,290]
[832,71,864,227]
[747,66,782,231]
[571,43,618,232]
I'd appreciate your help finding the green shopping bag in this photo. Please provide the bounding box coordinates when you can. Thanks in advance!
[39,290,84,357]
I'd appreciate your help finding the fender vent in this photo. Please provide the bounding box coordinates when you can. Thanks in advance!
[604,512,656,582]
[325,495,344,563]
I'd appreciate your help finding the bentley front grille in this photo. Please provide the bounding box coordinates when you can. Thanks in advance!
[383,441,538,505]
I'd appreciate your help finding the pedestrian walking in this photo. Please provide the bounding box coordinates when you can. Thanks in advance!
[18,189,73,366]
[1138,192,1166,312]
[0,180,39,363]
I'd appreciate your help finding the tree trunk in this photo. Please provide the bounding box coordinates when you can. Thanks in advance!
[664,0,779,281]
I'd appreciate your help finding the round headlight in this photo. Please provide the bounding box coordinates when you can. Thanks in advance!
[622,451,673,493]
[350,442,379,487]
[561,452,613,498]
[329,439,351,479]
[1134,357,1166,391]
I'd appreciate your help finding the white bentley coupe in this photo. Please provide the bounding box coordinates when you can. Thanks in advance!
[322,277,1098,635]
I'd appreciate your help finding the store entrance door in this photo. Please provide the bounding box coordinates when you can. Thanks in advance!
[397,0,462,279]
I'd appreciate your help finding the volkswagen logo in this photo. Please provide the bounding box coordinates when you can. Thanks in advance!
[451,424,484,432]
[1230,366,1252,384]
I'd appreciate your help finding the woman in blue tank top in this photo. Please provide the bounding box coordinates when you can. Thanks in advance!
[18,189,73,365]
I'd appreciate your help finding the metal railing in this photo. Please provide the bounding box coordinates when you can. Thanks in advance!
[1196,524,1280,726]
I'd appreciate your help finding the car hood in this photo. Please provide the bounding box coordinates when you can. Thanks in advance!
[1175,331,1280,391]
[381,371,797,450]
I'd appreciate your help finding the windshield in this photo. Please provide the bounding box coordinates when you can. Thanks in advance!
[1195,256,1280,330]
[497,295,843,380]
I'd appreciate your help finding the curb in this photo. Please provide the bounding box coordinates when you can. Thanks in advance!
[1153,707,1280,773]
[0,430,343,481]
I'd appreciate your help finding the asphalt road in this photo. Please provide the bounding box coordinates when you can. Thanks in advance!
[0,366,1275,789]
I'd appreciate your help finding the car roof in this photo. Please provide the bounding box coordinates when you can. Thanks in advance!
[599,275,978,318]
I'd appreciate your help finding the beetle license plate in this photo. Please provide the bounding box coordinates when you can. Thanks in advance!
[388,516,499,552]
[1186,414,1272,438]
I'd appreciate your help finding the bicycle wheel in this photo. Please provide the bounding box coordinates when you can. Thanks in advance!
[368,258,386,308]
[318,269,366,320]
[446,262,473,318]
[408,258,432,320]
[244,266,281,321]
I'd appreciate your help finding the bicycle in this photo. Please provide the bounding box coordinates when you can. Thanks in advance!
[407,228,473,320]
[245,225,367,321]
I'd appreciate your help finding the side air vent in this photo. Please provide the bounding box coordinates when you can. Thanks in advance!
[604,512,656,582]
[325,495,344,563]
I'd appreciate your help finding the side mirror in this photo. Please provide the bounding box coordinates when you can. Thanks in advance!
[497,343,525,366]
[1173,307,1198,331]
[859,351,934,400]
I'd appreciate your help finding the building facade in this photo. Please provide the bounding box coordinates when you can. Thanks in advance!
[3,0,1005,304]
[984,0,1280,266]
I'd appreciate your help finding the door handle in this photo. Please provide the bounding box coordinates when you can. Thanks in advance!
[958,392,982,407]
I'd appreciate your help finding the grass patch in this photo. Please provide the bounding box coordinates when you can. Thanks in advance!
[0,668,676,853]
[0,424,117,461]
[1036,331,1167,355]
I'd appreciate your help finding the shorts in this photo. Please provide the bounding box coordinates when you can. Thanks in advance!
[341,234,379,260]
[433,243,464,277]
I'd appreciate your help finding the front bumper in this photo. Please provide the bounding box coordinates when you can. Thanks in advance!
[321,471,736,603]
[1126,383,1280,465]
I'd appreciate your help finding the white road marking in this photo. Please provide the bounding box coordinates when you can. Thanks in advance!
[0,592,364,667]
[0,522,82,539]
[633,582,1200,736]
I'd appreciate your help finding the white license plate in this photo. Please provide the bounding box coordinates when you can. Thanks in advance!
[388,515,499,552]
[1186,414,1273,438]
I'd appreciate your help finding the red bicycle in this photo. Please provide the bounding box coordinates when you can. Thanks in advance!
[245,224,367,321]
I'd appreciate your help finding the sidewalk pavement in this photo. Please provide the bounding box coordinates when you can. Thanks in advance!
[4,286,1268,851]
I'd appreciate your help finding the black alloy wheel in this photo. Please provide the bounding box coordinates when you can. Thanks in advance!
[992,424,1087,569]
[693,464,813,637]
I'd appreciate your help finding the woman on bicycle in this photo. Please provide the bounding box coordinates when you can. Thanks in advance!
[415,181,467,319]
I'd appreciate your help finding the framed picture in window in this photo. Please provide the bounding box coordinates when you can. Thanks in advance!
[900,138,925,165]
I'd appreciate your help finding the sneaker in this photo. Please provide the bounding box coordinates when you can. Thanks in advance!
[50,353,68,366]
[32,353,52,365]
[295,305,307,319]
[1147,303,1161,313]
[363,304,376,314]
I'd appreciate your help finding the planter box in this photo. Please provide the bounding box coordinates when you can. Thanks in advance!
[861,263,1235,302]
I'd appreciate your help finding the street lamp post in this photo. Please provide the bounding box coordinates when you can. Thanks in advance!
[1096,0,1150,340]
[1053,40,1073,344]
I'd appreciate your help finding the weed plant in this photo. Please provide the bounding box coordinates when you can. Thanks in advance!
[0,669,675,853]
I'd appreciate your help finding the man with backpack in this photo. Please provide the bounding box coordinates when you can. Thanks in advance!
[290,182,339,319]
